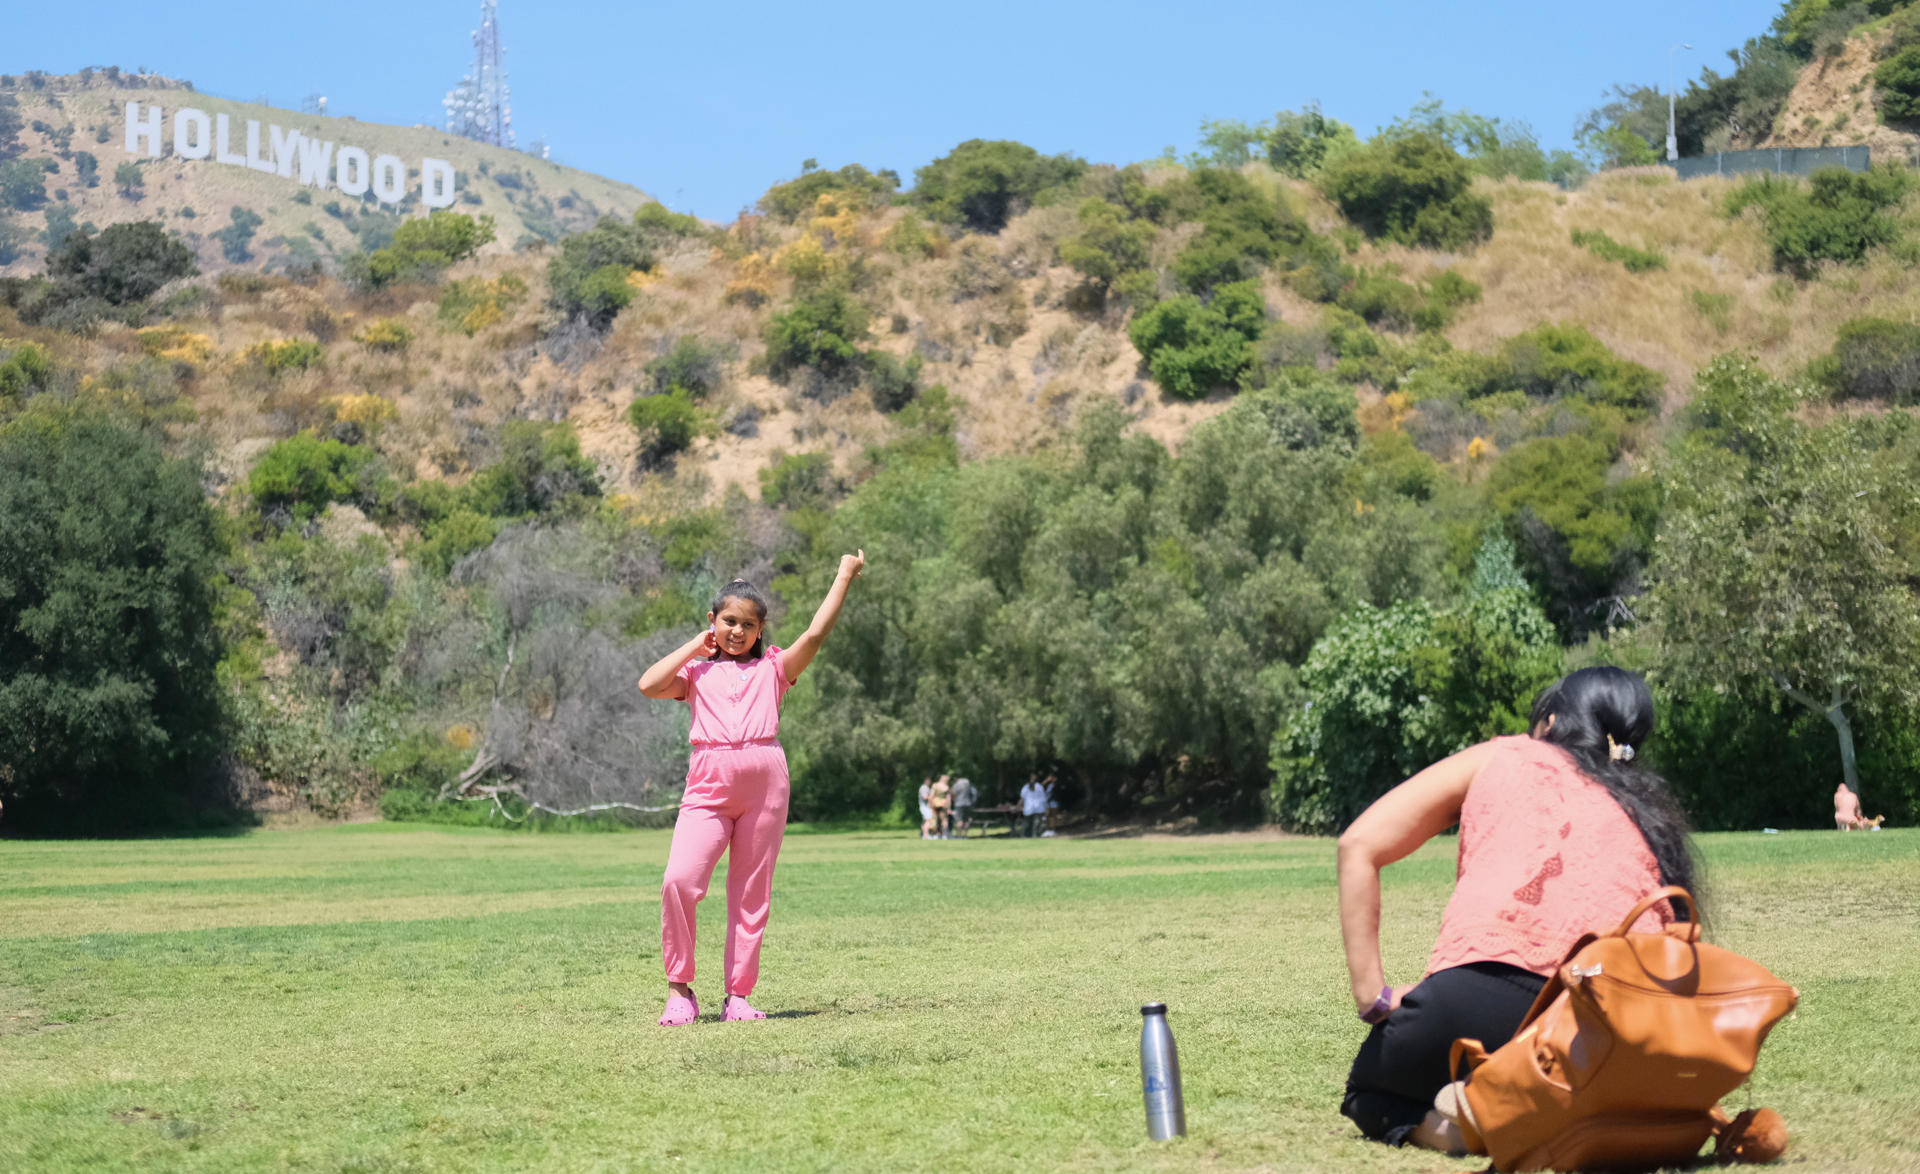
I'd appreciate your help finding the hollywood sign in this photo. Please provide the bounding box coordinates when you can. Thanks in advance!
[122,101,459,209]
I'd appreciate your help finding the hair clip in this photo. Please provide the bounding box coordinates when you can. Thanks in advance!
[1607,735,1635,763]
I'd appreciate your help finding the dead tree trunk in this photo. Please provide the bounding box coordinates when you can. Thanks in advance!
[1772,674,1861,800]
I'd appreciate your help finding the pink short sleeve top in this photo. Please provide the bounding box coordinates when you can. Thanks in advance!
[1425,735,1669,979]
[676,645,792,746]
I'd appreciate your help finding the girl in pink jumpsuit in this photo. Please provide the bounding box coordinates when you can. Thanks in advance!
[638,551,865,1025]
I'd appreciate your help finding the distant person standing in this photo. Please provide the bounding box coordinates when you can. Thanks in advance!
[918,776,936,840]
[929,774,953,839]
[1019,775,1049,838]
[950,776,976,838]
[1042,772,1061,837]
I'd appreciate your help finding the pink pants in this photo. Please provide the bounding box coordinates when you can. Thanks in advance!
[660,741,789,997]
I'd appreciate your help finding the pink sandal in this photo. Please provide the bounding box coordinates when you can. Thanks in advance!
[722,995,766,1021]
[657,992,700,1026]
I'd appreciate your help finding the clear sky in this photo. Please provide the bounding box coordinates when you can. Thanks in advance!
[7,1,1783,218]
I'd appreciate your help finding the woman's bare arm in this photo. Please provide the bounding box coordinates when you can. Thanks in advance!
[1336,740,1498,1015]
[779,550,864,683]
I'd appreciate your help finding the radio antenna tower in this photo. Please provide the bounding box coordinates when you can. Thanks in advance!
[443,0,513,148]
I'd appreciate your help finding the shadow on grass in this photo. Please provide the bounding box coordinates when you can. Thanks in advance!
[767,1009,821,1020]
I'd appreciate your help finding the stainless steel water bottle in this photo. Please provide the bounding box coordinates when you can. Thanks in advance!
[1139,1002,1186,1139]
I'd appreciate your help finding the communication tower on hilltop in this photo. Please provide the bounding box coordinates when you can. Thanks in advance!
[443,0,513,149]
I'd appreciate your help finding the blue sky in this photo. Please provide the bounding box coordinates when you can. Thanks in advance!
[8,1,1782,218]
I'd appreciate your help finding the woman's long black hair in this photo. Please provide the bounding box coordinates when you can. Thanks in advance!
[1530,666,1704,921]
[710,579,771,660]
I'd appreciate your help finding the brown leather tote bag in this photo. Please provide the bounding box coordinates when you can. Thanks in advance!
[1448,887,1798,1172]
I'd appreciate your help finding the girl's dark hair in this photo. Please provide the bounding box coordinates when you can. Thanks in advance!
[710,579,770,660]
[1530,666,1704,920]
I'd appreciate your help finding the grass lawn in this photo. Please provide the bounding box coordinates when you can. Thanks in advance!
[2,822,1915,1172]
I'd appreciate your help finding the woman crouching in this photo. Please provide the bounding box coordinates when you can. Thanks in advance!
[1336,666,1700,1152]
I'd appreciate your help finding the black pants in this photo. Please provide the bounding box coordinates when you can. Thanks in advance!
[1341,961,1546,1146]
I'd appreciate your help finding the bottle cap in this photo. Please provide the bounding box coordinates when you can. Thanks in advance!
[1141,1002,1167,1015]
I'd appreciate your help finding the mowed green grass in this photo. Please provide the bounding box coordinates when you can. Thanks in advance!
[1,824,1915,1173]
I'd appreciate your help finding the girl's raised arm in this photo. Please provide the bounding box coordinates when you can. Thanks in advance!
[780,550,864,684]
[639,628,717,700]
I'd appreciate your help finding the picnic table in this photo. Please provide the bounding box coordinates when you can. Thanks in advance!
[964,803,1023,837]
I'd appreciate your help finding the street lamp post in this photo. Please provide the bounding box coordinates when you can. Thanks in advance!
[1668,42,1693,162]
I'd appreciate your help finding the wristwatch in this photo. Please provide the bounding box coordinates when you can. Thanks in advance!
[1359,985,1394,1025]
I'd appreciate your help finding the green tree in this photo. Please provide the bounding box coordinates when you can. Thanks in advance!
[358,211,497,287]
[0,156,47,210]
[757,163,898,222]
[1127,280,1265,399]
[1317,132,1494,250]
[546,215,652,329]
[462,421,601,517]
[0,403,224,832]
[763,288,870,387]
[73,150,98,188]
[114,160,144,199]
[1264,104,1361,178]
[1648,356,1920,803]
[1875,45,1920,121]
[211,205,264,264]
[1058,198,1155,304]
[0,94,23,158]
[628,389,710,467]
[912,139,1088,234]
[1725,166,1913,276]
[46,221,197,304]
[246,433,378,523]
[1810,316,1920,403]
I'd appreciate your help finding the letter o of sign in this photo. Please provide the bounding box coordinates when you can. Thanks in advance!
[371,154,406,205]
[336,146,371,197]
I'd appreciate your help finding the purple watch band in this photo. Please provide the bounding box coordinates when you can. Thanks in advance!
[1359,985,1393,1025]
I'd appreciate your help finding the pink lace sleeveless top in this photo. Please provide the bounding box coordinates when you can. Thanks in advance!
[1425,735,1669,979]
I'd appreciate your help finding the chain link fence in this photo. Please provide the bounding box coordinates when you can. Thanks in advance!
[1672,145,1873,180]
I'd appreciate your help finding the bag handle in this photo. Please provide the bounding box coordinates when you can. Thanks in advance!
[1609,885,1695,936]
[1449,1037,1490,1083]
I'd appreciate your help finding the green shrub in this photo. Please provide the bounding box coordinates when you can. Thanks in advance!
[632,201,707,239]
[1875,45,1920,121]
[246,432,376,522]
[0,157,48,210]
[463,421,600,517]
[113,160,143,198]
[1167,168,1342,297]
[1318,132,1494,250]
[628,389,711,466]
[414,508,499,575]
[1725,165,1913,276]
[546,215,653,328]
[211,205,263,263]
[0,403,224,832]
[1417,269,1483,330]
[246,339,325,373]
[436,274,527,335]
[1570,228,1667,272]
[1499,323,1661,416]
[354,318,413,352]
[759,450,840,509]
[1264,104,1361,178]
[865,350,924,412]
[758,163,899,223]
[1810,316,1920,402]
[644,335,731,399]
[1127,280,1266,399]
[912,139,1087,234]
[1336,272,1426,331]
[0,341,52,398]
[356,211,496,288]
[763,289,870,386]
[43,221,196,305]
[1058,198,1156,303]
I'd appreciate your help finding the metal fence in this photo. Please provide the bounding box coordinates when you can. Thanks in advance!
[1672,145,1872,180]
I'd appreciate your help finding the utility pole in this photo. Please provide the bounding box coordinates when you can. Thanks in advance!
[1668,42,1692,162]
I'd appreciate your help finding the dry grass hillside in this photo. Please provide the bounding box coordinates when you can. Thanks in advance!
[1761,30,1920,153]
[0,72,653,277]
[9,152,1920,512]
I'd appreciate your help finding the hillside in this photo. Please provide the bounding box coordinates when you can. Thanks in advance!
[9,15,1920,837]
[0,71,653,277]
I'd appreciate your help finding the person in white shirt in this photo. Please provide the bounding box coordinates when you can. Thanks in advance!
[1019,775,1049,838]
[917,777,935,840]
